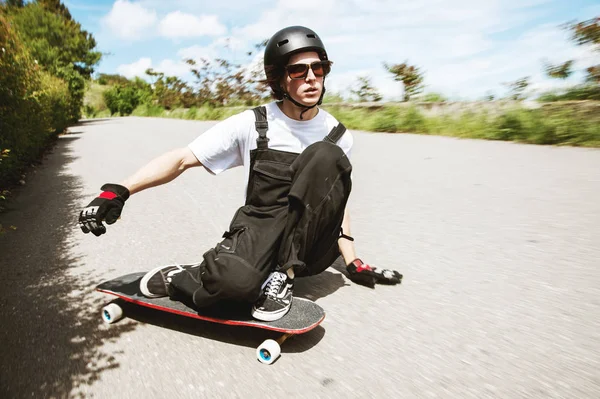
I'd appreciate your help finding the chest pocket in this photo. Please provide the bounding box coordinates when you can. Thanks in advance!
[249,160,293,207]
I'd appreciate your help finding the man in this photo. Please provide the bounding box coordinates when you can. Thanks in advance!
[78,26,402,322]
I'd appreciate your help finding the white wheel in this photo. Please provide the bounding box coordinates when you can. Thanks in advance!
[256,339,281,365]
[101,303,123,324]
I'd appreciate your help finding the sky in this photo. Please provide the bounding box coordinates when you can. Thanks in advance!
[65,0,600,101]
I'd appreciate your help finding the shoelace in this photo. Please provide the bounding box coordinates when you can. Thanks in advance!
[264,272,287,297]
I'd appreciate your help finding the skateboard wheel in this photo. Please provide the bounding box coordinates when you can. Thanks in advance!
[256,339,281,365]
[102,303,123,324]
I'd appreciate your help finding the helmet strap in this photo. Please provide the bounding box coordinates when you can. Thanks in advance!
[280,79,326,120]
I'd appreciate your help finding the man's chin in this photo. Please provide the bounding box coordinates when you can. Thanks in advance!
[297,95,320,107]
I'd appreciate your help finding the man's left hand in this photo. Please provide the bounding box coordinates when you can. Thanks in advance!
[346,258,403,288]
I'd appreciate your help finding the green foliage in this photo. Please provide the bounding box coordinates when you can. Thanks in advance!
[419,92,448,102]
[9,1,100,78]
[544,60,574,79]
[6,1,101,121]
[503,76,530,100]
[537,84,600,102]
[322,91,345,104]
[131,104,166,117]
[100,76,153,116]
[103,85,142,116]
[0,12,70,189]
[323,102,600,147]
[544,16,600,96]
[565,16,600,47]
[97,73,130,86]
[383,61,425,101]
[83,81,108,112]
[350,76,382,102]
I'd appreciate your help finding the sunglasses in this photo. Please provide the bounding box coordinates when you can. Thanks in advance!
[285,60,333,80]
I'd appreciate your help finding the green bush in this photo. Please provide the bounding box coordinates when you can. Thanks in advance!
[326,102,600,147]
[103,85,142,116]
[132,104,166,117]
[368,105,400,132]
[400,105,427,132]
[1,14,68,188]
[537,84,600,102]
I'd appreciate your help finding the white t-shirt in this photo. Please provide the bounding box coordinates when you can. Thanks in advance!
[188,101,353,194]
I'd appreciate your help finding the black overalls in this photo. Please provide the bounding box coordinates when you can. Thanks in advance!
[169,105,353,308]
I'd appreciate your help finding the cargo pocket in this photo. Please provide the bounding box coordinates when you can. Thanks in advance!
[201,226,268,304]
[217,226,248,254]
[248,160,293,207]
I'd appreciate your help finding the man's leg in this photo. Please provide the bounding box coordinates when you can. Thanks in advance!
[145,205,288,308]
[252,141,352,320]
[280,141,353,275]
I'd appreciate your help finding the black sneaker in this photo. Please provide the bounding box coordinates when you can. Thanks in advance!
[139,263,199,298]
[251,271,294,321]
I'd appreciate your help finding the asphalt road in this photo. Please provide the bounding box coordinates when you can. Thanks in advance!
[1,116,599,399]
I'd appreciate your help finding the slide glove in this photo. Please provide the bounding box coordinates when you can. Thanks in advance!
[346,258,403,288]
[79,183,130,236]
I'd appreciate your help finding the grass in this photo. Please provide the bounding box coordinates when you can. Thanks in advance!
[323,102,600,147]
[82,101,600,148]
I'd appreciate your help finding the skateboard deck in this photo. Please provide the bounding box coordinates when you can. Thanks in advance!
[96,272,326,364]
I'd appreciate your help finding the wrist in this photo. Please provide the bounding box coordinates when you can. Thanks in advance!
[100,183,130,200]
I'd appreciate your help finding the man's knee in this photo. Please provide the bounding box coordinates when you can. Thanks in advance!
[199,253,268,303]
[295,141,350,171]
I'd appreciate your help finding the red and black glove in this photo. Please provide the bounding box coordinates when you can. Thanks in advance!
[78,183,130,236]
[346,258,403,288]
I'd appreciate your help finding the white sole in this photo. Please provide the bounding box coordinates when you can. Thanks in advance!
[138,263,200,298]
[251,302,292,322]
[139,264,172,297]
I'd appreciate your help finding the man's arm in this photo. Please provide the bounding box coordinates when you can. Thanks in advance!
[120,147,202,195]
[338,208,357,264]
[337,207,403,287]
[78,147,202,236]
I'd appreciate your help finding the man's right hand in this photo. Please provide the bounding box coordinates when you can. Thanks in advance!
[79,183,130,236]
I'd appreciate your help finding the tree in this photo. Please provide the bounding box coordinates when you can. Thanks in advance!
[585,65,600,84]
[350,76,382,102]
[37,0,72,20]
[503,76,530,100]
[145,69,194,109]
[9,2,101,79]
[544,60,574,79]
[383,61,425,101]
[565,16,600,47]
[3,0,25,7]
[545,17,600,86]
[97,73,130,86]
[6,1,102,121]
[566,16,600,84]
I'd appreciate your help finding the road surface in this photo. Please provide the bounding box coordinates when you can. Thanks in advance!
[1,116,599,398]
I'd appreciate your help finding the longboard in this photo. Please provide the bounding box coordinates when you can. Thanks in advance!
[96,272,325,364]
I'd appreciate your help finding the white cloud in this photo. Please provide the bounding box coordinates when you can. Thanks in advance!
[177,45,218,63]
[101,0,157,40]
[224,0,596,99]
[116,57,153,79]
[213,36,246,52]
[157,59,193,78]
[103,0,597,100]
[116,57,192,80]
[158,12,227,39]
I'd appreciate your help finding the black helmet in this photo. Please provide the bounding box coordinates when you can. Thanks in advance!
[263,26,330,118]
[264,25,328,72]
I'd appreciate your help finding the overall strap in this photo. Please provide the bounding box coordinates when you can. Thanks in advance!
[252,106,269,149]
[323,122,347,144]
